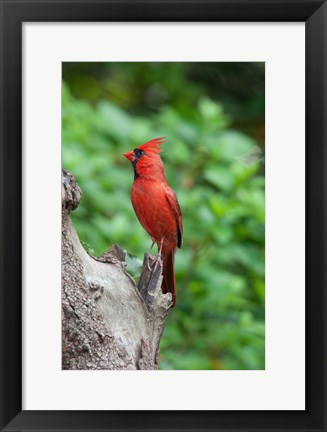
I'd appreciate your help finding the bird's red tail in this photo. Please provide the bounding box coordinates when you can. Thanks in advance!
[161,250,176,307]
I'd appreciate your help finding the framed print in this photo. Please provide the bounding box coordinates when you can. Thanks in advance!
[0,1,326,431]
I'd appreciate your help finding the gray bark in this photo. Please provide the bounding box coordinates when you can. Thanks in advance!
[62,169,172,370]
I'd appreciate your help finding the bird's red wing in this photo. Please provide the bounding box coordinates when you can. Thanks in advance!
[165,186,183,248]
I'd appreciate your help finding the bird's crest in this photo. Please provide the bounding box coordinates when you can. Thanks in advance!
[138,137,165,155]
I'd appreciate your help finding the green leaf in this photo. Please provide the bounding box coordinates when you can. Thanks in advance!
[203,166,234,191]
[124,252,143,279]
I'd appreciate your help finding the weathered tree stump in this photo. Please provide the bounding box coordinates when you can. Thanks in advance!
[62,169,172,370]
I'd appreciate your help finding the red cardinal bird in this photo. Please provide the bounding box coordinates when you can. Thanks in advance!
[124,137,183,306]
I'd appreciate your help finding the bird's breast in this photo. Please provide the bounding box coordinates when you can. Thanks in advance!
[131,179,178,250]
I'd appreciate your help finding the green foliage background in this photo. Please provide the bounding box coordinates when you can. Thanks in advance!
[62,62,265,370]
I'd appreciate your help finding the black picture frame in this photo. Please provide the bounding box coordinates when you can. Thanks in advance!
[1,1,326,431]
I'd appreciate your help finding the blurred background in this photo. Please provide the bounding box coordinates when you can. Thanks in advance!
[62,62,265,370]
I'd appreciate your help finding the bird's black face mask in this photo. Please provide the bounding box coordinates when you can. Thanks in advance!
[132,148,145,179]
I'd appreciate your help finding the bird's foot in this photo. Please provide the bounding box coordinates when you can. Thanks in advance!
[152,251,163,274]
[146,257,153,271]
[145,252,161,272]
[147,241,156,255]
[158,238,165,255]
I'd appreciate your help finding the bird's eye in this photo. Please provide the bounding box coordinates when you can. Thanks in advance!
[134,149,145,158]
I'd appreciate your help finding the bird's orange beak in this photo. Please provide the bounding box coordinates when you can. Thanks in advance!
[124,151,135,162]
